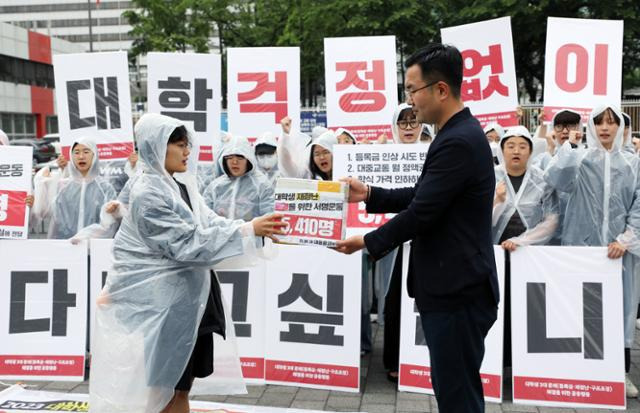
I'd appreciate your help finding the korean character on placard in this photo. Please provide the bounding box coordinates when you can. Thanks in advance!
[318,219,335,237]
[158,76,213,132]
[237,71,288,123]
[217,271,252,337]
[461,44,509,101]
[278,273,344,346]
[10,164,23,177]
[0,163,10,178]
[414,302,426,346]
[335,60,386,112]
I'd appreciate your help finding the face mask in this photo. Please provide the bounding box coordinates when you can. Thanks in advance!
[257,154,278,170]
[489,141,499,158]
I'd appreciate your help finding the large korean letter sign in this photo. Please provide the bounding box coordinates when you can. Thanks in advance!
[53,51,134,160]
[324,36,398,141]
[398,245,506,402]
[441,17,519,127]
[0,146,32,239]
[0,240,88,381]
[543,17,623,121]
[510,246,625,409]
[215,257,267,384]
[264,245,361,392]
[147,52,221,162]
[333,144,429,236]
[227,47,300,139]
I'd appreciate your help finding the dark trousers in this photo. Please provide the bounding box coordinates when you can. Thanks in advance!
[383,248,403,371]
[420,293,497,413]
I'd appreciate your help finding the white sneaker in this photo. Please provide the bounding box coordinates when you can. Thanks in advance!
[626,374,638,398]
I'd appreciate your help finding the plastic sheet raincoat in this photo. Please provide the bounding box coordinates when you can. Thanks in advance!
[89,113,258,413]
[544,105,640,347]
[32,137,116,239]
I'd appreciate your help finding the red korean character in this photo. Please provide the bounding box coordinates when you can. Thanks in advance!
[237,71,288,123]
[335,60,386,112]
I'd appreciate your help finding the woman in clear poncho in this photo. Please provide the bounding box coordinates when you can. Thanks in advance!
[492,125,559,368]
[544,105,640,397]
[31,137,116,239]
[89,113,284,413]
[203,135,274,221]
[378,103,427,383]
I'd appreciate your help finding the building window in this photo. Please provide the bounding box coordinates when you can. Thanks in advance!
[1,113,36,140]
[46,116,58,135]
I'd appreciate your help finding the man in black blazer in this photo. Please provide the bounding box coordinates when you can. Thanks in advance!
[336,44,499,412]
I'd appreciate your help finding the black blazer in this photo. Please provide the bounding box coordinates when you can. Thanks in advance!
[363,108,499,312]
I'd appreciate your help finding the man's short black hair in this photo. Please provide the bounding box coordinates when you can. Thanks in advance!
[405,43,463,98]
[168,125,189,145]
[553,111,581,126]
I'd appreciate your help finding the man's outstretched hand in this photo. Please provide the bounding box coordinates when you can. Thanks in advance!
[339,177,368,203]
[334,235,365,255]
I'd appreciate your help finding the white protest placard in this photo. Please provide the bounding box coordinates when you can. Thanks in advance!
[441,17,519,127]
[543,17,624,122]
[53,51,134,160]
[227,47,300,139]
[147,52,221,163]
[398,245,505,402]
[88,239,112,351]
[510,246,625,409]
[324,36,397,141]
[332,144,429,236]
[0,146,32,240]
[0,240,88,381]
[264,245,361,392]
[274,178,348,247]
[215,257,267,384]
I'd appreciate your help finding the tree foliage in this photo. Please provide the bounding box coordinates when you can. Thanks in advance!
[125,0,640,104]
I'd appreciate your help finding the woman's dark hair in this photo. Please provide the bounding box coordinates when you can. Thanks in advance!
[168,125,189,144]
[623,112,631,127]
[222,154,252,176]
[309,144,331,180]
[593,108,621,126]
[405,43,463,98]
[398,107,416,121]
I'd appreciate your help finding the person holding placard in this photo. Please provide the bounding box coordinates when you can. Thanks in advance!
[336,44,499,413]
[492,125,559,368]
[544,105,640,398]
[89,113,285,413]
[31,137,117,239]
[203,135,274,221]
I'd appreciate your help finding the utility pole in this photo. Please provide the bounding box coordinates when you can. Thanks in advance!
[87,0,94,52]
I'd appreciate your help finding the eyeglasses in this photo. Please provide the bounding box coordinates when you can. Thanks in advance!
[553,123,580,132]
[313,150,331,159]
[397,119,420,130]
[405,80,439,97]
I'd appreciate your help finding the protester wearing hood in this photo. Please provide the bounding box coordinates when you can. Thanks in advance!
[31,137,116,239]
[484,122,504,165]
[277,116,316,179]
[492,126,559,368]
[336,128,357,145]
[254,131,280,186]
[311,125,328,141]
[390,103,422,144]
[204,136,274,221]
[544,105,640,397]
[532,109,582,170]
[309,131,338,180]
[89,114,284,413]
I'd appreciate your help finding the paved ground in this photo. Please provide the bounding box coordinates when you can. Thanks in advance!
[2,322,640,412]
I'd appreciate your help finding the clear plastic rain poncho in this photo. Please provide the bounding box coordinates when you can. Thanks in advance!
[484,122,504,162]
[89,113,259,413]
[277,125,314,179]
[254,131,280,186]
[544,105,640,347]
[31,137,116,239]
[203,136,274,221]
[492,126,559,245]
